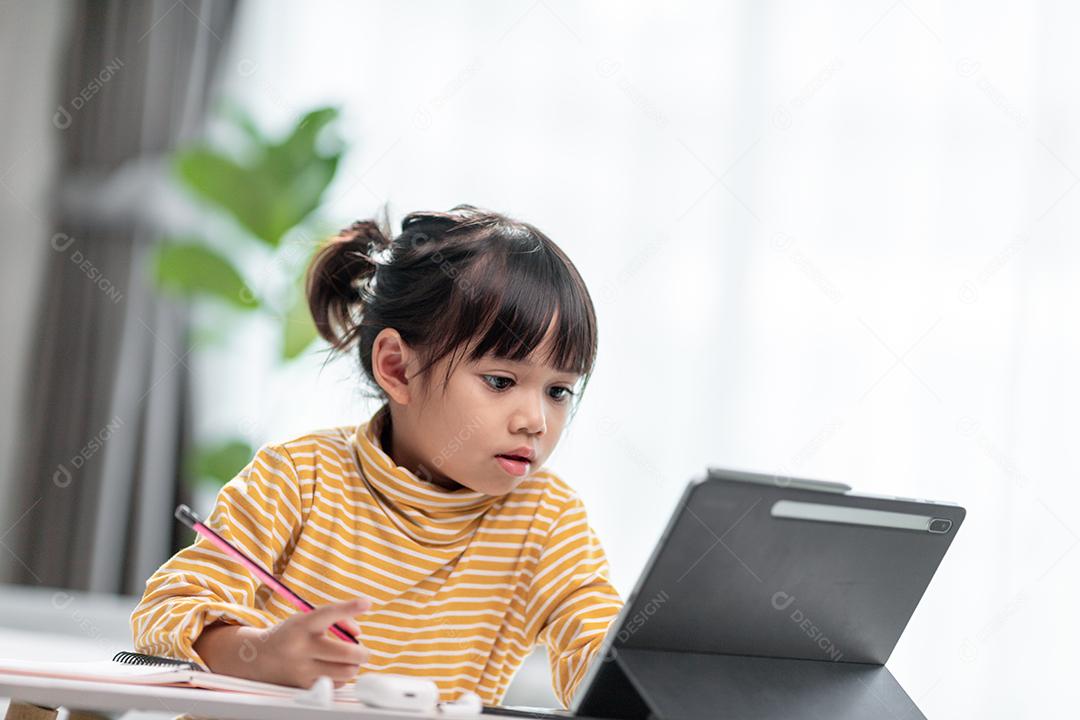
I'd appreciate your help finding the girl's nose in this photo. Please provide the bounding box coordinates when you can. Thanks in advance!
[511,395,547,436]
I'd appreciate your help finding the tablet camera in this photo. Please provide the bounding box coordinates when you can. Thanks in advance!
[928,518,952,534]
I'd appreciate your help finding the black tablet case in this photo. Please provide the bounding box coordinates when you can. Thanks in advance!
[574,470,965,720]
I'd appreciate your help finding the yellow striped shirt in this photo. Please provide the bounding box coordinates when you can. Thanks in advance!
[130,404,623,707]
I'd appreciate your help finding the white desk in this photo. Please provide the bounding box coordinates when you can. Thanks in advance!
[0,673,448,720]
[0,583,558,717]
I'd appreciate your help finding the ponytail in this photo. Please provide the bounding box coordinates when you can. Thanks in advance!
[305,218,390,352]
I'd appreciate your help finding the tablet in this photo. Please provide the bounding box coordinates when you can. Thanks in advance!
[571,468,965,719]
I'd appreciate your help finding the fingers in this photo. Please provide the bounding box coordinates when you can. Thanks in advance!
[311,633,371,665]
[334,617,361,637]
[303,598,371,635]
[305,659,362,686]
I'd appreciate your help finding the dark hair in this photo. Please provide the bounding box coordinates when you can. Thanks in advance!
[306,204,598,402]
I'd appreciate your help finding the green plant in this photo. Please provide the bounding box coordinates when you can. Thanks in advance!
[151,104,347,489]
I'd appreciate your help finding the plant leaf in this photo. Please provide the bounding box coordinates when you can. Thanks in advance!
[272,107,341,169]
[281,260,320,360]
[174,107,344,247]
[282,296,319,360]
[174,148,285,245]
[153,240,259,310]
[193,439,255,486]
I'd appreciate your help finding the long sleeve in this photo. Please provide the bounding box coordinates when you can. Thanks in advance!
[130,443,306,666]
[129,414,624,706]
[525,492,623,709]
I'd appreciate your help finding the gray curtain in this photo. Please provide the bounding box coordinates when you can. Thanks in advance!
[5,0,239,595]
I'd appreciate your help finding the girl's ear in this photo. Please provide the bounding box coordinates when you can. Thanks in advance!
[371,328,416,405]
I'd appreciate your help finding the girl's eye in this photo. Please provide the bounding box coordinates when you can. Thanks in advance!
[481,375,574,402]
[482,375,514,391]
[549,386,575,402]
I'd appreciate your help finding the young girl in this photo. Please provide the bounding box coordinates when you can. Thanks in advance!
[130,205,623,708]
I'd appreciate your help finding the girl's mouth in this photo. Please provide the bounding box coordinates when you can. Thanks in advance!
[495,454,531,477]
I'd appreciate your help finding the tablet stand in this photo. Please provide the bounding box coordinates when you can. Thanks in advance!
[575,647,925,720]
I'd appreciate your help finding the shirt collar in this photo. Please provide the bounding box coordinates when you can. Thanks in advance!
[350,404,504,543]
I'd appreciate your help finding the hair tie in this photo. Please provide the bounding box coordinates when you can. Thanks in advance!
[338,220,390,257]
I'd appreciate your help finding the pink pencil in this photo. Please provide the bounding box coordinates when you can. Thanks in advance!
[174,504,359,644]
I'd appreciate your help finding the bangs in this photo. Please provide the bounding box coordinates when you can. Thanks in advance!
[420,225,597,389]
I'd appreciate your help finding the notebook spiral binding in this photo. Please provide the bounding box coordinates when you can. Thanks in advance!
[112,650,204,671]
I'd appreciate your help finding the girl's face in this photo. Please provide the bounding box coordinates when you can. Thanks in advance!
[376,324,582,496]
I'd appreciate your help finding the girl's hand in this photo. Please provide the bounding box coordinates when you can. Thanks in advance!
[195,598,373,689]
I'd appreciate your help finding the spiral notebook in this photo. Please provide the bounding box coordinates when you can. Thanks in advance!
[0,651,362,702]
[112,650,204,671]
